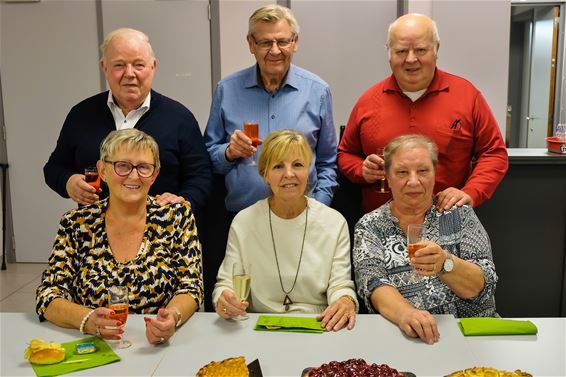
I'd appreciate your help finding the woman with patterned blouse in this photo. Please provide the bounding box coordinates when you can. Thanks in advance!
[353,134,497,345]
[36,129,203,345]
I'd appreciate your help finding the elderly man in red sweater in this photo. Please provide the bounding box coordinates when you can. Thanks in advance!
[338,13,508,214]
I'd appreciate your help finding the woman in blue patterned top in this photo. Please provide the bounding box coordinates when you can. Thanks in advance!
[36,129,203,345]
[353,134,497,345]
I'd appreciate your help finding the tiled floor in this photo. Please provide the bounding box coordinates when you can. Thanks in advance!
[0,263,46,312]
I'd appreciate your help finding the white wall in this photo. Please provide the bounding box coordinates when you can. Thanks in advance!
[1,1,100,263]
[292,1,397,127]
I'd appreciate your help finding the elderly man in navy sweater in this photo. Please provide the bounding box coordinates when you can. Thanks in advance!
[44,28,212,212]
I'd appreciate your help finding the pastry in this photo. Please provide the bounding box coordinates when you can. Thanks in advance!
[24,338,66,365]
[196,356,249,377]
[446,367,532,377]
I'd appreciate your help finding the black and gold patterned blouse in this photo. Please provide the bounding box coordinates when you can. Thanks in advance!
[36,197,203,319]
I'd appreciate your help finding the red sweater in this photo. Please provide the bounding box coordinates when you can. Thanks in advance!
[338,69,508,213]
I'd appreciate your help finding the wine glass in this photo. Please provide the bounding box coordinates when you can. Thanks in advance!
[407,224,425,283]
[107,285,132,348]
[375,148,389,193]
[243,121,260,166]
[232,262,251,320]
[84,167,101,192]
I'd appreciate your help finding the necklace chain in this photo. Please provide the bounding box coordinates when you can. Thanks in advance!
[268,202,308,310]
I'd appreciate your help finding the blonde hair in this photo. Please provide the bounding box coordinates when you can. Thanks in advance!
[100,27,155,63]
[258,129,312,181]
[100,128,160,168]
[248,5,300,36]
[384,134,438,174]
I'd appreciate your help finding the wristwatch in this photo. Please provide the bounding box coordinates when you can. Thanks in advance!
[440,250,454,275]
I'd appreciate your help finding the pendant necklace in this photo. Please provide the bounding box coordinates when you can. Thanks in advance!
[268,202,308,311]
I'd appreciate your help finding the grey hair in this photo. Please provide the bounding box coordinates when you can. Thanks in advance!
[100,28,155,63]
[384,134,438,174]
[100,128,160,169]
[385,13,440,52]
[248,5,300,36]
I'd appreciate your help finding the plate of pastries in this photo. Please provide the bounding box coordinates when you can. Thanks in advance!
[445,367,532,377]
[302,358,414,377]
[196,356,262,377]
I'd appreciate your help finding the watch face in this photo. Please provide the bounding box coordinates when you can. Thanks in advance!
[443,258,454,272]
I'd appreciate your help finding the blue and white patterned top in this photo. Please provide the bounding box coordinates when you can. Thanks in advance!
[353,202,498,317]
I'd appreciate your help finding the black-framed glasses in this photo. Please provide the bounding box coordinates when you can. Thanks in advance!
[104,160,156,178]
[251,34,295,50]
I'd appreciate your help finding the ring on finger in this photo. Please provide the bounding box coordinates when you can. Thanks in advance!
[222,307,227,314]
[95,326,101,337]
[158,337,165,344]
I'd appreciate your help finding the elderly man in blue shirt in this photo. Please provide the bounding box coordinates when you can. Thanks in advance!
[204,4,338,212]
[202,4,337,312]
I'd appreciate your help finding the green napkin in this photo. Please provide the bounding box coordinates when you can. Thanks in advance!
[254,315,326,333]
[30,337,120,377]
[458,318,538,336]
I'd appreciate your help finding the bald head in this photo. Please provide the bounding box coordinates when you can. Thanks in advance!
[387,13,440,51]
[386,14,440,92]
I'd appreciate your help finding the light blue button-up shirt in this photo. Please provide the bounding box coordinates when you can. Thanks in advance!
[204,64,338,212]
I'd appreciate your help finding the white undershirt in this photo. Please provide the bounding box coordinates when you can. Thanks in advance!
[106,91,151,130]
[403,88,427,102]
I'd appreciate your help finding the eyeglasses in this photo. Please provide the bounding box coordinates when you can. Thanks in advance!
[251,34,295,50]
[104,160,156,178]
[392,47,433,59]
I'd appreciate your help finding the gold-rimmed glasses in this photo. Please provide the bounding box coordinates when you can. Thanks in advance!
[251,34,296,50]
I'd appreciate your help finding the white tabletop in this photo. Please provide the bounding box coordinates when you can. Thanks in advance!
[0,312,169,377]
[466,317,566,376]
[155,313,471,377]
[1,313,564,376]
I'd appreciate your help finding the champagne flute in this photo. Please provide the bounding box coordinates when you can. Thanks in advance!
[375,148,389,193]
[243,121,260,166]
[232,262,251,320]
[85,167,101,192]
[407,224,425,283]
[107,285,132,348]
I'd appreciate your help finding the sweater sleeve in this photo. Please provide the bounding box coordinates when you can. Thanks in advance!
[461,92,508,206]
[175,110,213,214]
[43,108,79,198]
[337,100,367,185]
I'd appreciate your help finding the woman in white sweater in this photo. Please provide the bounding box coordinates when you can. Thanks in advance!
[213,129,357,331]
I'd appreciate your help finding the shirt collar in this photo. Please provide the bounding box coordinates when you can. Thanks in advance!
[106,91,151,112]
[383,68,449,96]
[244,64,298,90]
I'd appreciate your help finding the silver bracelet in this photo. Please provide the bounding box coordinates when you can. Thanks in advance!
[79,309,95,334]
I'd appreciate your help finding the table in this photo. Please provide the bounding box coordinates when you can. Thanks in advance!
[1,313,564,376]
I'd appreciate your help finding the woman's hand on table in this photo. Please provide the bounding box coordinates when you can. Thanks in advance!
[215,290,249,320]
[399,308,439,345]
[317,295,356,331]
[84,307,123,340]
[145,308,176,345]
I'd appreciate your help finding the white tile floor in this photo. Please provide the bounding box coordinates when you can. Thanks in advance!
[0,263,46,312]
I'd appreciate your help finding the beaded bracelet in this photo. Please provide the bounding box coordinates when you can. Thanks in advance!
[79,309,95,334]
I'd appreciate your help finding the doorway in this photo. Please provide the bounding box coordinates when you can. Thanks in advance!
[507,3,562,148]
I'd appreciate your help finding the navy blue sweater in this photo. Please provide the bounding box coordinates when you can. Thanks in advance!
[44,90,212,213]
